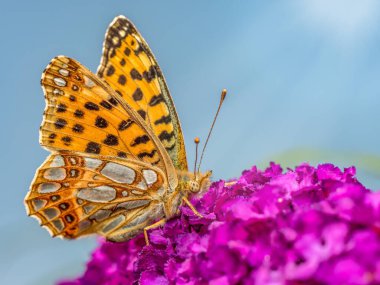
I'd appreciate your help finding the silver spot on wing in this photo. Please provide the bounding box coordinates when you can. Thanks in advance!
[52,219,64,231]
[83,204,96,214]
[43,168,66,181]
[131,190,144,195]
[32,199,47,211]
[83,75,95,88]
[117,200,150,210]
[102,215,125,233]
[59,69,69,77]
[142,169,157,186]
[157,187,165,196]
[38,182,61,193]
[101,162,135,184]
[54,77,67,87]
[84,157,103,169]
[69,157,77,165]
[77,186,117,202]
[53,88,64,96]
[50,155,64,167]
[43,208,59,220]
[89,209,112,222]
[136,180,147,190]
[78,220,91,232]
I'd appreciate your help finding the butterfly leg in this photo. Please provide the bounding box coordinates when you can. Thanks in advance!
[182,197,203,218]
[144,218,166,245]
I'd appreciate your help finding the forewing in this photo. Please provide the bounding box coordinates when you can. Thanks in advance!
[97,15,188,171]
[25,152,166,241]
[40,56,177,187]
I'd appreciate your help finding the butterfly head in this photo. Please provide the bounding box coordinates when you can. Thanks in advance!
[189,170,212,194]
[177,170,212,195]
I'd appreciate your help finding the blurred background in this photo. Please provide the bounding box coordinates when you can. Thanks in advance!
[1,0,380,284]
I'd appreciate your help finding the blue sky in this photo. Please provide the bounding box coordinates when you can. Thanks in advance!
[1,1,380,284]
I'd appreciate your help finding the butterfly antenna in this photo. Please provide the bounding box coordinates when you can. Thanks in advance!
[193,137,200,176]
[197,89,227,173]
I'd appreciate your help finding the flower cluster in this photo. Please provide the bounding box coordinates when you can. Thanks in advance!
[60,163,380,285]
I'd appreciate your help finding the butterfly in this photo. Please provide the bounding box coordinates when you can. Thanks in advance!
[24,15,220,244]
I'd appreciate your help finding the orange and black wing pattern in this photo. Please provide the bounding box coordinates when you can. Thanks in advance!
[97,16,188,171]
[26,153,167,241]
[39,56,177,184]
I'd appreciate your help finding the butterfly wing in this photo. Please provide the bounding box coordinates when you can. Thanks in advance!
[25,152,167,241]
[97,15,188,171]
[40,56,177,188]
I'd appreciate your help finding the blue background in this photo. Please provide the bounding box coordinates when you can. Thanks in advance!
[1,1,380,284]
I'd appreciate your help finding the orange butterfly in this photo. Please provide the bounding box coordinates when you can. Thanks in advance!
[25,16,225,244]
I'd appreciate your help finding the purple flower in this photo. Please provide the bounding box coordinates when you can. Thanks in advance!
[59,163,380,285]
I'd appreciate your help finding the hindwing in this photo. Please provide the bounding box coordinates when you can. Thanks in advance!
[26,152,167,241]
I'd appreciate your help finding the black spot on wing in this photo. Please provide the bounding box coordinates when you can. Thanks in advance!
[117,152,127,158]
[85,102,99,111]
[131,135,150,147]
[95,116,108,128]
[130,68,142,80]
[154,115,171,125]
[159,131,175,142]
[124,47,131,56]
[165,143,176,152]
[109,49,116,59]
[100,100,112,110]
[137,110,146,120]
[109,97,118,106]
[56,103,67,113]
[149,94,164,106]
[138,150,157,159]
[61,136,72,146]
[118,75,126,85]
[118,119,134,131]
[85,142,101,154]
[115,90,123,97]
[54,118,67,129]
[103,134,119,146]
[143,66,157,83]
[72,124,84,133]
[132,88,143,101]
[106,65,115,76]
[74,109,84,118]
